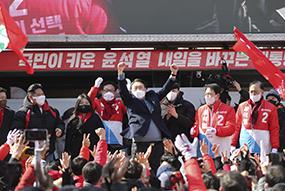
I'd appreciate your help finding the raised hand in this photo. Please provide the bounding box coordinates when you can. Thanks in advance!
[118,62,126,75]
[221,149,228,163]
[174,134,198,160]
[6,129,20,145]
[170,64,178,75]
[211,143,220,158]
[94,77,103,88]
[95,128,105,140]
[82,133,91,147]
[60,152,71,170]
[199,138,208,156]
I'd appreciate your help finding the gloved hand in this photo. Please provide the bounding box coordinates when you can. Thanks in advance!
[230,146,236,154]
[6,129,20,145]
[190,127,196,136]
[126,78,131,91]
[205,127,216,138]
[174,133,198,160]
[94,77,103,88]
[271,148,278,153]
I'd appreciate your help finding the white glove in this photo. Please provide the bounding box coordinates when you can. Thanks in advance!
[205,127,216,138]
[94,77,103,88]
[174,133,198,160]
[6,129,20,145]
[126,78,131,91]
[230,146,236,154]
[271,148,278,153]
[190,127,196,136]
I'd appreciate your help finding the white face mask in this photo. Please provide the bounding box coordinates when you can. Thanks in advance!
[205,96,215,105]
[103,92,115,101]
[133,89,145,99]
[166,92,178,101]
[34,95,46,106]
[250,94,261,103]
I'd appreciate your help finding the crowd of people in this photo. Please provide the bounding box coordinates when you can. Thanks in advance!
[0,62,285,191]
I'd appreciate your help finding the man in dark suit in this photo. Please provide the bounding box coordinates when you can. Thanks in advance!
[0,87,15,147]
[117,62,178,173]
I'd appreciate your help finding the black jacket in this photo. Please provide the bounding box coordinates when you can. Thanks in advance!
[161,91,195,142]
[0,107,15,146]
[65,112,103,159]
[11,96,64,156]
[278,107,285,152]
[119,77,175,140]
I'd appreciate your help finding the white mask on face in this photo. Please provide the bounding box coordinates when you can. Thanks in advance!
[250,94,261,103]
[166,92,178,101]
[133,89,145,99]
[34,95,46,106]
[205,96,215,105]
[103,92,115,101]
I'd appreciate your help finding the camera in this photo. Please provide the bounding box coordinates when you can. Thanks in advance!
[200,58,234,89]
[24,129,47,141]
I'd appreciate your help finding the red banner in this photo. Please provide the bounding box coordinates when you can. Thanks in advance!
[1,49,285,72]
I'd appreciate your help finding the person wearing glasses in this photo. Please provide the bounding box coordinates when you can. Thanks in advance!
[88,78,127,153]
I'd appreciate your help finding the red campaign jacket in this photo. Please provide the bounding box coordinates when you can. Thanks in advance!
[202,154,216,174]
[0,143,10,160]
[190,99,236,158]
[231,99,279,154]
[15,164,35,191]
[79,140,108,166]
[1,0,121,35]
[184,158,207,191]
[74,140,107,188]
[88,86,126,145]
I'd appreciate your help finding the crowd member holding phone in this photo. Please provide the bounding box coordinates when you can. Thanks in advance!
[11,83,64,161]
[65,93,104,159]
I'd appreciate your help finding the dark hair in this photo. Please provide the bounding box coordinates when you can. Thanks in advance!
[27,83,43,96]
[131,78,148,89]
[62,107,75,121]
[0,87,7,94]
[59,185,80,191]
[205,83,221,95]
[202,173,220,190]
[124,160,143,179]
[71,156,88,176]
[73,93,93,115]
[101,81,117,91]
[220,171,248,191]
[46,159,61,171]
[249,80,264,90]
[82,161,103,184]
[266,165,285,187]
[160,153,173,164]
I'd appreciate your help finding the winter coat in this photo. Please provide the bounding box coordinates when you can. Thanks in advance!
[0,107,14,146]
[161,91,195,142]
[11,96,64,156]
[65,112,104,159]
[277,107,285,152]
[118,77,175,139]
[231,99,279,154]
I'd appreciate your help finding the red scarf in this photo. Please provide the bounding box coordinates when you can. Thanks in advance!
[78,112,92,123]
[249,97,263,125]
[100,97,116,120]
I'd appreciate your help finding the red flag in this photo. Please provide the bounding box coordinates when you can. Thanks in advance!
[0,2,34,75]
[233,28,285,100]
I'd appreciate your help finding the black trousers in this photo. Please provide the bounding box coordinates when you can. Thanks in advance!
[131,141,164,174]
